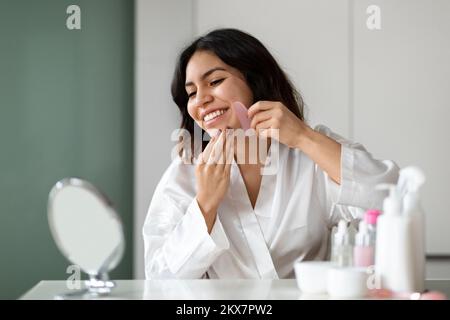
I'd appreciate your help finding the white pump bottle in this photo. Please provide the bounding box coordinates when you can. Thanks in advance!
[375,167,426,293]
[375,184,402,291]
[397,166,426,292]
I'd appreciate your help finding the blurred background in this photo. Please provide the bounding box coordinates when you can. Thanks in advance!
[0,0,133,299]
[1,0,449,299]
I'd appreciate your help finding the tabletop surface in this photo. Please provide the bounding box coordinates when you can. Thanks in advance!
[20,279,450,300]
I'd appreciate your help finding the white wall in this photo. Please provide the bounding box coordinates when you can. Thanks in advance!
[135,0,450,278]
[194,0,351,137]
[134,0,193,278]
[352,0,450,254]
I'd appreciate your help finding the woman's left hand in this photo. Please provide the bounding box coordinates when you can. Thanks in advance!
[248,101,309,149]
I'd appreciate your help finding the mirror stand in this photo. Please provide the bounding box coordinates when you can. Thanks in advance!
[85,272,116,295]
[54,272,116,300]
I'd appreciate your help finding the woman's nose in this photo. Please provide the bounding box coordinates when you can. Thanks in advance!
[195,89,213,107]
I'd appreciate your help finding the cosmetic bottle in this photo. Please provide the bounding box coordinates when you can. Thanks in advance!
[353,220,374,267]
[364,209,381,245]
[396,166,426,293]
[375,167,426,293]
[331,220,353,267]
[375,184,402,291]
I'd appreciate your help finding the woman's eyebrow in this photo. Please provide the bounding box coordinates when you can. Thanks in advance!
[185,67,226,87]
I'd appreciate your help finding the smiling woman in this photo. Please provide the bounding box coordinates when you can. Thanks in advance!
[142,28,400,280]
[172,29,303,142]
[184,53,254,132]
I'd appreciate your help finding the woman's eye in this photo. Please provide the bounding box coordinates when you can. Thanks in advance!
[210,79,224,86]
[188,92,196,98]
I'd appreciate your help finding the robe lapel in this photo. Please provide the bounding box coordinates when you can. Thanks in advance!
[229,159,279,279]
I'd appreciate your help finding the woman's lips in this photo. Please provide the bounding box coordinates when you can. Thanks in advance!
[203,108,229,129]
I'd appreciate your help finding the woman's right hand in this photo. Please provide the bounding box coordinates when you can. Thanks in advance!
[195,130,233,232]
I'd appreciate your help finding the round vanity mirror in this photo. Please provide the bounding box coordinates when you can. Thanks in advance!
[48,178,125,299]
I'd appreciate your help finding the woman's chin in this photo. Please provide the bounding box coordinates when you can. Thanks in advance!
[204,122,242,137]
[205,124,232,136]
[205,128,220,137]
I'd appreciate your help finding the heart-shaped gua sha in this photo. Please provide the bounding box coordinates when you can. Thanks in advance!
[233,101,251,131]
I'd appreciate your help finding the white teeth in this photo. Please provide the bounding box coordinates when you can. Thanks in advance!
[204,109,226,122]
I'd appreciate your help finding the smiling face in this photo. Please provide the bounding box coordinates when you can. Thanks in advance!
[185,50,254,134]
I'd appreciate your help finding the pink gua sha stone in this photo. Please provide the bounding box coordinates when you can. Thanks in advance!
[233,101,251,131]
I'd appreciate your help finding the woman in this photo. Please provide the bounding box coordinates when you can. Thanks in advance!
[143,28,399,279]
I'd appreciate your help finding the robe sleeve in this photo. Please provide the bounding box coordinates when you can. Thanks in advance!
[143,163,230,279]
[313,124,400,226]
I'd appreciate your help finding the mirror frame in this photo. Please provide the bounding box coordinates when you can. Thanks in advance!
[48,177,125,298]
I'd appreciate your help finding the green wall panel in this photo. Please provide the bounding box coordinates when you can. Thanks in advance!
[0,0,134,299]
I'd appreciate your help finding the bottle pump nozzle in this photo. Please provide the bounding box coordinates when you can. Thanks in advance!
[398,166,426,215]
[335,220,350,245]
[397,166,425,196]
[376,183,401,215]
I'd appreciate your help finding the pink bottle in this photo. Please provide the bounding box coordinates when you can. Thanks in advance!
[365,209,381,230]
[353,220,375,267]
[364,209,381,250]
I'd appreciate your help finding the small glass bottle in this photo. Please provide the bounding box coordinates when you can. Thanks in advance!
[331,220,353,267]
[364,209,381,255]
[353,220,375,267]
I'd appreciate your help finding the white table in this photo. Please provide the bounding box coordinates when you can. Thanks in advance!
[20,279,450,300]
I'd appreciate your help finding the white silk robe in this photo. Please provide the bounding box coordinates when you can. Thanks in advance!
[143,125,399,279]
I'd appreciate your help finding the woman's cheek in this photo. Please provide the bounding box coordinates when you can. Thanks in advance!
[217,82,252,107]
[187,105,197,120]
[214,82,240,102]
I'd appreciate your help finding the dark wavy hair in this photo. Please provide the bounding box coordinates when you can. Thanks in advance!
[171,28,304,156]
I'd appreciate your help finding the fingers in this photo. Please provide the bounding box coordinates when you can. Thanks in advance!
[255,119,274,137]
[198,130,235,167]
[217,131,228,165]
[215,130,235,165]
[207,128,221,138]
[250,110,272,129]
[247,101,272,119]
[218,130,233,165]
[208,130,226,164]
[211,130,234,166]
[224,131,234,174]
[200,130,220,163]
